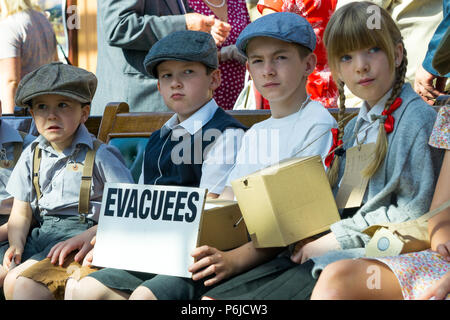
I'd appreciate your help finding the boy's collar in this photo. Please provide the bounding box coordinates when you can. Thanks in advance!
[0,119,24,145]
[161,99,218,136]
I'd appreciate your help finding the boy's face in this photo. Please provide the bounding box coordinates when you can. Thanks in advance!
[246,37,315,107]
[157,60,220,123]
[29,94,90,153]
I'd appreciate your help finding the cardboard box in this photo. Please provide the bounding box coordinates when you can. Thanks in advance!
[231,156,340,248]
[197,199,249,251]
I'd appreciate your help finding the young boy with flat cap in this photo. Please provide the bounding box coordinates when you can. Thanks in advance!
[20,31,247,300]
[0,62,134,300]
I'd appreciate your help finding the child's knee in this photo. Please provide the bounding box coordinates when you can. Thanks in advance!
[311,260,356,299]
[13,276,33,299]
[69,276,112,300]
[3,269,20,299]
[129,286,157,300]
[322,259,356,281]
[12,276,53,300]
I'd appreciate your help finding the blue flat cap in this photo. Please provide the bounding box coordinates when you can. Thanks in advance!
[15,62,97,107]
[143,30,218,78]
[236,12,316,57]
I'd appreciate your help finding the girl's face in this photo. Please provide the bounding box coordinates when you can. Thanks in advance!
[336,43,403,108]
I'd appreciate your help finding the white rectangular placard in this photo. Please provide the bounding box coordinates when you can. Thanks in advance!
[92,183,207,278]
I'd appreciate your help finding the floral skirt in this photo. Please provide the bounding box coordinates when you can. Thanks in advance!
[374,249,449,299]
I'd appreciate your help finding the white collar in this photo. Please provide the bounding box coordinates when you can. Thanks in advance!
[161,99,219,136]
[358,88,393,124]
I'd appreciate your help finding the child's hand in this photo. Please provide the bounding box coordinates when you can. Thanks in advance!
[81,236,96,267]
[435,240,450,262]
[47,228,96,266]
[290,232,341,264]
[418,271,450,300]
[3,246,22,270]
[188,245,234,287]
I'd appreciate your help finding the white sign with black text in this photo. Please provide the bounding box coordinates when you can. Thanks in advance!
[92,183,207,278]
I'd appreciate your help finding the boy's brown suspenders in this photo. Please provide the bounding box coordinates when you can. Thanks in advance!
[32,140,102,223]
[78,140,102,222]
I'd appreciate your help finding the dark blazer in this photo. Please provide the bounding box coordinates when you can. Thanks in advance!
[92,0,193,115]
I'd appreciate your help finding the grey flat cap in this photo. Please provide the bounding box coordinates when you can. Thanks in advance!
[143,30,218,78]
[15,62,97,107]
[236,12,316,57]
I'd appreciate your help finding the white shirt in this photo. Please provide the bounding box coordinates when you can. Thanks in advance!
[226,99,337,187]
[139,99,245,194]
[352,89,392,146]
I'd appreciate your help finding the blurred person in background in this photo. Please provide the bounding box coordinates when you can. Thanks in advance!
[188,0,250,110]
[0,0,56,114]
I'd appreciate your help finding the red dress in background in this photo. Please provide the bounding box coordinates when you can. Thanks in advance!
[188,0,251,110]
[256,0,339,108]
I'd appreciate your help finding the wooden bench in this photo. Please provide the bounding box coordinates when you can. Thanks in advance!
[96,102,359,143]
[96,102,276,143]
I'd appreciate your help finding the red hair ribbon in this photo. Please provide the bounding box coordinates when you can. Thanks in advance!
[325,128,343,168]
[381,97,402,134]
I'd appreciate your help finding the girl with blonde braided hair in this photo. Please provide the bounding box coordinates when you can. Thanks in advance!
[288,1,442,280]
[324,1,409,186]
[292,2,446,299]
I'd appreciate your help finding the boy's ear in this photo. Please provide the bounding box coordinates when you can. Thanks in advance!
[304,52,317,77]
[209,69,221,91]
[157,80,161,92]
[80,104,90,124]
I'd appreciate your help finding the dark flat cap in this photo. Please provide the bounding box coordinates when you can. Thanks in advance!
[143,30,218,78]
[15,62,97,107]
[236,12,316,57]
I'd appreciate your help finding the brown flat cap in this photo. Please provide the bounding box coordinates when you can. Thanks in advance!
[15,62,97,107]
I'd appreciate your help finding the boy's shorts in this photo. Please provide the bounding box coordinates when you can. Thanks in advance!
[19,252,99,300]
[201,257,317,300]
[140,274,211,300]
[0,215,95,263]
[87,268,157,294]
[0,215,95,298]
